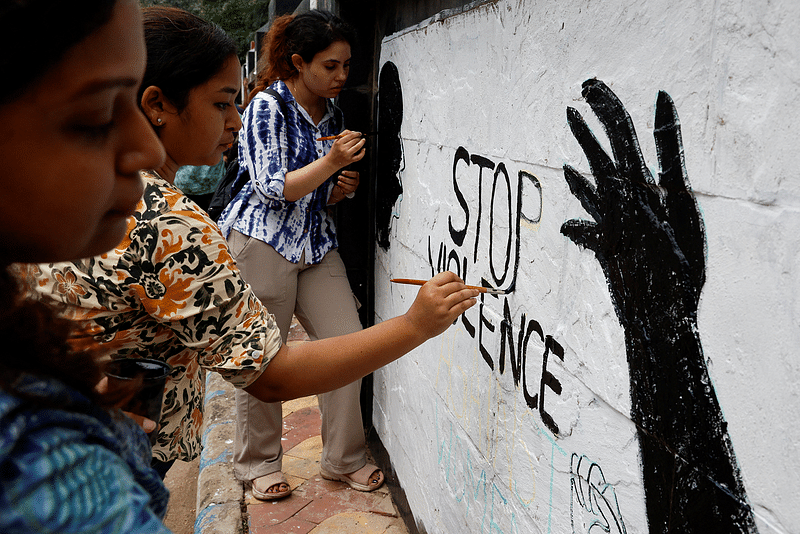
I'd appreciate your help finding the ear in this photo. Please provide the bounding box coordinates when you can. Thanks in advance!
[140,85,178,127]
[290,53,304,73]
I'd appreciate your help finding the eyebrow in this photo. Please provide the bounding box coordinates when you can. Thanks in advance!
[219,87,239,95]
[75,77,140,97]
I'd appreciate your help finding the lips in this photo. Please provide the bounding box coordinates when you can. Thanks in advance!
[106,175,144,218]
[107,197,141,219]
[105,207,135,221]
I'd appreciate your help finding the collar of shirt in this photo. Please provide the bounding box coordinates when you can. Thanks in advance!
[273,80,338,129]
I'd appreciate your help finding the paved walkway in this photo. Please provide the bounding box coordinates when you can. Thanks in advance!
[195,318,410,534]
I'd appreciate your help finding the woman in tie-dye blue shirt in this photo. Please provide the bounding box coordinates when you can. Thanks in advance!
[217,79,345,262]
[217,10,387,501]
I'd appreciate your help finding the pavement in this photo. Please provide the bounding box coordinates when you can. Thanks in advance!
[189,318,412,534]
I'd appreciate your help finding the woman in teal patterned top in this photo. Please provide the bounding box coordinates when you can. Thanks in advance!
[0,0,171,531]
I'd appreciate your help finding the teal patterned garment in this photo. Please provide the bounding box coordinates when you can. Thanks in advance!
[0,374,171,533]
[174,161,226,196]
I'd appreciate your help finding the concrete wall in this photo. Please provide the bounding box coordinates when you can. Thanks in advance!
[370,1,799,533]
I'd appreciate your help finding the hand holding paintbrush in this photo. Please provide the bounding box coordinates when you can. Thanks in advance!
[391,278,509,295]
[398,272,481,340]
[283,130,365,201]
[317,131,379,141]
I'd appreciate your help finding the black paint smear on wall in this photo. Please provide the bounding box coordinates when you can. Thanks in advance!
[561,79,757,534]
[376,61,404,250]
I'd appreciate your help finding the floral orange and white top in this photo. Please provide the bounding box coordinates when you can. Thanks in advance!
[18,171,283,462]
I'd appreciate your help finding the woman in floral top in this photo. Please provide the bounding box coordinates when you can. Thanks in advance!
[23,6,479,481]
[22,170,282,467]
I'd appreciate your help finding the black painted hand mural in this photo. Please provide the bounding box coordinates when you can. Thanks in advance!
[561,79,757,534]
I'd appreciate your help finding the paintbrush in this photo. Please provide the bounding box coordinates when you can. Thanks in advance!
[317,132,379,141]
[390,278,510,295]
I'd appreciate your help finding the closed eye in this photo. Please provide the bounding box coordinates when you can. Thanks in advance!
[73,121,115,143]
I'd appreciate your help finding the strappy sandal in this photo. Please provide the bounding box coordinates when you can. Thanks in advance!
[251,471,291,501]
[320,464,385,492]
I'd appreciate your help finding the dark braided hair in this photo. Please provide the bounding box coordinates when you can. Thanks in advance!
[140,6,238,113]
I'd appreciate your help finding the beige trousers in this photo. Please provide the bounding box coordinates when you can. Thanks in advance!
[228,230,366,482]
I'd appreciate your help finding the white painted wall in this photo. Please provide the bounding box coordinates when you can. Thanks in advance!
[372,1,800,533]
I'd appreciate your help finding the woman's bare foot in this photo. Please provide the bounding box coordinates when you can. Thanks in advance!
[251,471,291,501]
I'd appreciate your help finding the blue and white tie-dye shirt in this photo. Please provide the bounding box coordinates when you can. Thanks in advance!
[218,80,344,265]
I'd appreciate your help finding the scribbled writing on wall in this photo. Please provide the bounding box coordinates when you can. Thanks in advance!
[570,454,627,534]
[561,78,757,534]
[432,380,569,534]
[436,405,522,534]
[427,146,564,435]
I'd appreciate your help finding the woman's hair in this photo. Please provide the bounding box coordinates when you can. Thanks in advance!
[140,6,238,113]
[255,9,357,92]
[0,0,117,106]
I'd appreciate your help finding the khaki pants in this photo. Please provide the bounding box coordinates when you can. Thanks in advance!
[228,230,366,482]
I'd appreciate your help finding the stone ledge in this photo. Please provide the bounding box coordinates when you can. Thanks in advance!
[194,372,243,534]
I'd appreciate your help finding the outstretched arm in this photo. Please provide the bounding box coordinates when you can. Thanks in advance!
[561,79,756,534]
[244,270,478,401]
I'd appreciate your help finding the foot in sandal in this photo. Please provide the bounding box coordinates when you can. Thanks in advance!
[251,471,291,501]
[320,464,384,492]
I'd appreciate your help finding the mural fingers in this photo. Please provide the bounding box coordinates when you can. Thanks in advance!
[567,106,617,185]
[653,90,707,291]
[563,164,602,223]
[581,79,653,186]
[653,91,686,193]
[560,220,601,254]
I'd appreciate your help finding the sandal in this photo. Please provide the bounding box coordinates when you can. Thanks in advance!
[251,471,291,501]
[320,463,385,492]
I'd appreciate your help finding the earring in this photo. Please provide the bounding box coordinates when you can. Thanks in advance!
[157,118,163,124]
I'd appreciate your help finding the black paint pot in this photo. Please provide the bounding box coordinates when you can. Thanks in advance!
[105,357,172,446]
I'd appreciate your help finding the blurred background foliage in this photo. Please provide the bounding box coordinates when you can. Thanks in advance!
[139,0,270,63]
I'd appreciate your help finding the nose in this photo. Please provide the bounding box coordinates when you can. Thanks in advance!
[118,105,165,175]
[228,106,242,132]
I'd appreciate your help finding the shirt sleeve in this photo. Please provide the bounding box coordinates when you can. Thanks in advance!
[1,427,173,534]
[243,96,290,204]
[118,206,283,388]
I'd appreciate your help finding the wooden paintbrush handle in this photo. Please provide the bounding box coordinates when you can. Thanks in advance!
[390,278,490,293]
